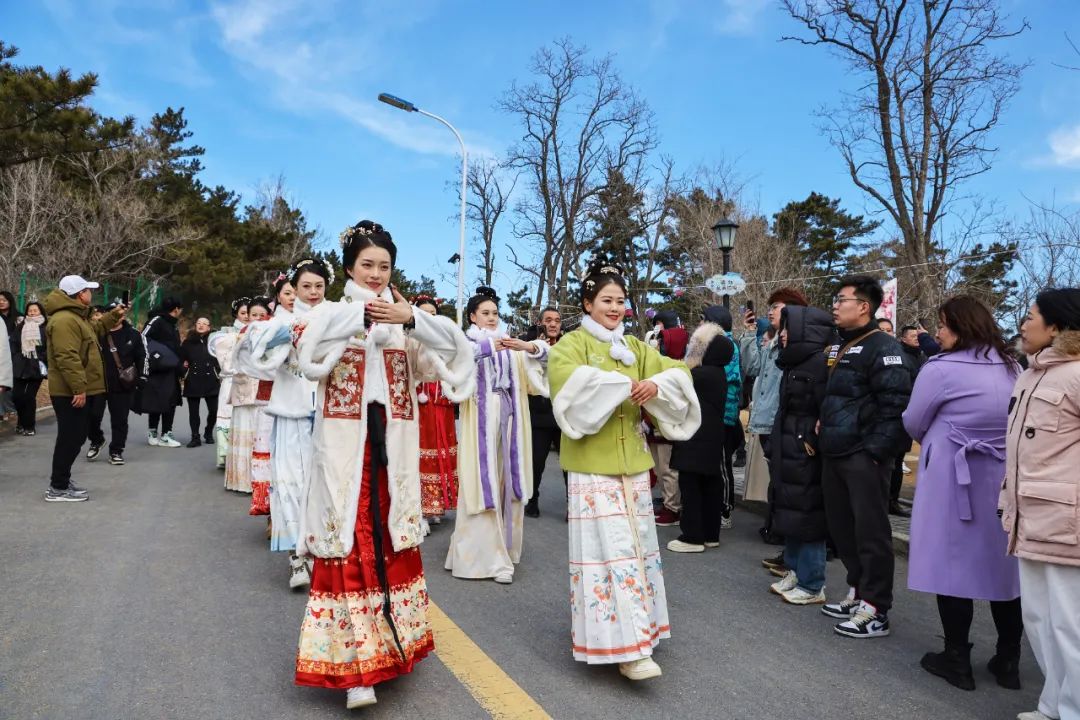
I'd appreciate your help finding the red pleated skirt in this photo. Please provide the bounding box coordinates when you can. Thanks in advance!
[294,434,434,689]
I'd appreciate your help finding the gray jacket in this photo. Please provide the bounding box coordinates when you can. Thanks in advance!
[740,333,782,435]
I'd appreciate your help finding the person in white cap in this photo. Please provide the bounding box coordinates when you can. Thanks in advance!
[42,275,126,502]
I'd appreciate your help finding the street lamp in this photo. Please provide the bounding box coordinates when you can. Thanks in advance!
[378,92,468,324]
[711,218,739,308]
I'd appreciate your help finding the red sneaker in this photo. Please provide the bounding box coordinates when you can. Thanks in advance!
[654,508,680,526]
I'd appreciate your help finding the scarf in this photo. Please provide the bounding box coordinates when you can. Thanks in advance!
[580,315,636,366]
[21,315,44,358]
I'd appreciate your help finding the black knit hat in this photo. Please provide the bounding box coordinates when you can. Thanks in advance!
[1036,288,1080,332]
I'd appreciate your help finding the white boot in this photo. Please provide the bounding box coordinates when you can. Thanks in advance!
[619,657,662,680]
[288,555,310,589]
[346,686,376,709]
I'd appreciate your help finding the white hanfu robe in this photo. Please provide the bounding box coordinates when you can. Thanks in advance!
[292,281,475,689]
[549,320,700,664]
[208,320,244,470]
[236,301,319,552]
[445,326,548,581]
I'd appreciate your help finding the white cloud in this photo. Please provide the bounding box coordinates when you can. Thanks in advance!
[1049,124,1080,168]
[207,0,495,158]
[714,0,770,36]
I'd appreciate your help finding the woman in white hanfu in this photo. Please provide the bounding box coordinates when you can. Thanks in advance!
[292,221,475,711]
[445,286,549,585]
[235,259,331,588]
[224,298,273,493]
[548,258,701,682]
[207,297,250,471]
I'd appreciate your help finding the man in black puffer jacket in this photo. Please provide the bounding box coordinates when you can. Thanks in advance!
[767,305,833,604]
[818,275,913,640]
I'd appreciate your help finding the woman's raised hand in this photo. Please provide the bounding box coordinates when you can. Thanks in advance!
[367,286,415,325]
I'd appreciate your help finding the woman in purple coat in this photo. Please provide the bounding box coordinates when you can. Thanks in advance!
[903,296,1022,692]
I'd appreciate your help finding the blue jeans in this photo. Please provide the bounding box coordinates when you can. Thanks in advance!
[784,539,827,593]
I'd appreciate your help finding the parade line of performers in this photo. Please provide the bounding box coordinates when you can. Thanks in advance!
[204,219,701,710]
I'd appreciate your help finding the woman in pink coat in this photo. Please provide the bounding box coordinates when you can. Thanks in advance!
[1002,288,1080,720]
[903,296,1021,692]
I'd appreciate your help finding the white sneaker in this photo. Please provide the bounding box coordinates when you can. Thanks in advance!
[430,515,442,525]
[704,541,720,548]
[834,600,890,638]
[1017,712,1053,720]
[902,462,912,474]
[720,516,734,530]
[345,686,377,709]
[158,431,181,448]
[667,538,705,553]
[618,657,662,681]
[494,571,513,584]
[148,431,160,446]
[770,570,798,595]
[781,586,827,605]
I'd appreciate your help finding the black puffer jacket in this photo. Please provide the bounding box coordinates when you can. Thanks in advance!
[670,322,733,475]
[769,306,832,541]
[818,320,914,461]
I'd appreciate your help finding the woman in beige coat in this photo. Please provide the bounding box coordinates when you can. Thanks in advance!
[1001,288,1080,720]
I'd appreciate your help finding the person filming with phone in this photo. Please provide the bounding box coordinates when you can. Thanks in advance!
[42,275,128,503]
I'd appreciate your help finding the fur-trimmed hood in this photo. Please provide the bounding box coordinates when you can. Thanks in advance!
[684,322,734,370]
[1031,330,1080,370]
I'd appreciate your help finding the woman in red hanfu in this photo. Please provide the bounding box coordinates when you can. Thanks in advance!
[412,295,459,526]
[292,221,475,710]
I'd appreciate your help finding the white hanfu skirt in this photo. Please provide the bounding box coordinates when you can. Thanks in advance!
[225,405,256,493]
[568,471,670,664]
[269,415,313,553]
[213,375,235,469]
[446,392,524,579]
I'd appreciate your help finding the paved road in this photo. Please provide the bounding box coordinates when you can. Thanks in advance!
[0,413,1041,719]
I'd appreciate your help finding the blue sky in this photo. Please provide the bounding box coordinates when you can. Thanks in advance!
[5,0,1079,299]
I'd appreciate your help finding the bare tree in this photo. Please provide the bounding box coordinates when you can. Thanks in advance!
[0,144,195,290]
[247,174,318,275]
[501,38,656,308]
[466,157,516,287]
[1002,199,1080,330]
[782,0,1028,318]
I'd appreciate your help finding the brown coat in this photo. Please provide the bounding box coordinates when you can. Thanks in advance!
[43,289,123,397]
[1001,330,1080,567]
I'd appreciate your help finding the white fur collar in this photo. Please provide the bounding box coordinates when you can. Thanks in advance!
[466,324,507,342]
[342,279,395,349]
[580,315,635,366]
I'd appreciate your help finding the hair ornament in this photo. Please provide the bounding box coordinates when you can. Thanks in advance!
[289,257,335,286]
[412,293,439,308]
[339,220,385,248]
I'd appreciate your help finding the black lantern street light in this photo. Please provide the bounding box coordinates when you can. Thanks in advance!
[712,218,739,308]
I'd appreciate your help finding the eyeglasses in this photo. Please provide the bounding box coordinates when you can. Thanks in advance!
[832,296,865,307]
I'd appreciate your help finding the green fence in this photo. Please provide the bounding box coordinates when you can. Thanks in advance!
[15,273,164,328]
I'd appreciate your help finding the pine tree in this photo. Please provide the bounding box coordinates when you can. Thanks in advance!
[0,41,133,168]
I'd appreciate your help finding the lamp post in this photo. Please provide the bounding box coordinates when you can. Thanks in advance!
[378,92,468,324]
[711,218,739,308]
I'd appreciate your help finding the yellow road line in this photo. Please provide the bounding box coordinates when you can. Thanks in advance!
[428,601,552,720]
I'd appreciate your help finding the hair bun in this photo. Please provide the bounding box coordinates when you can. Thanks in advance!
[412,294,439,308]
[288,257,335,286]
[474,286,498,300]
[582,255,626,281]
[339,220,391,249]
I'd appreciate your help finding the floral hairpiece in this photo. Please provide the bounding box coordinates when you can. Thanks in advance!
[338,223,377,248]
[290,257,335,286]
